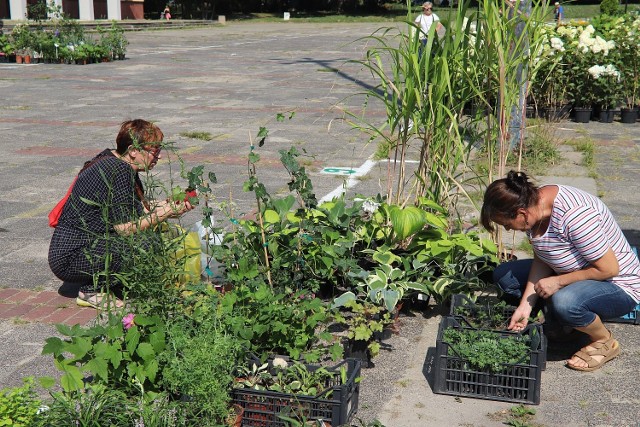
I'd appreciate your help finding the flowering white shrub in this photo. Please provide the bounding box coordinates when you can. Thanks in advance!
[530,13,638,110]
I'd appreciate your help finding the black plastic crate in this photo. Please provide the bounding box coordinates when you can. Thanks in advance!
[232,357,360,427]
[449,294,547,370]
[433,316,544,405]
[450,294,521,328]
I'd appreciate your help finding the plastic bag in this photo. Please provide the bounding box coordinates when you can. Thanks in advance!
[191,220,224,253]
[190,220,225,281]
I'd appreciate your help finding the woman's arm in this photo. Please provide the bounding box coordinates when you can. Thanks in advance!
[509,255,553,330]
[114,199,192,236]
[535,248,619,298]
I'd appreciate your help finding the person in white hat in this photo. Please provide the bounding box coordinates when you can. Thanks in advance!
[414,1,444,44]
[554,2,564,26]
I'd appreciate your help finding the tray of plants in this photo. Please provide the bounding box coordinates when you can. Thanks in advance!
[450,294,526,329]
[449,294,547,370]
[433,316,544,405]
[231,355,361,427]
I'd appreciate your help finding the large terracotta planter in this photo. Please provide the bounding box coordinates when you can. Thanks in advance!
[573,107,591,123]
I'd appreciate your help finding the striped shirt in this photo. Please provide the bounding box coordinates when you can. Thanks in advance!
[528,185,640,303]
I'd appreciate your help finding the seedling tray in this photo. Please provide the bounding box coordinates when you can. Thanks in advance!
[449,294,547,370]
[450,294,522,329]
[433,316,543,405]
[232,357,360,427]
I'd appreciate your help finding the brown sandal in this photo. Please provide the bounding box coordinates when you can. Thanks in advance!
[566,332,620,372]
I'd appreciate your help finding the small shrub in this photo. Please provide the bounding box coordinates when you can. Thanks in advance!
[600,0,620,15]
[0,377,41,427]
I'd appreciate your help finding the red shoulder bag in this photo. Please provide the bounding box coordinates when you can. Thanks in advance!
[48,155,109,228]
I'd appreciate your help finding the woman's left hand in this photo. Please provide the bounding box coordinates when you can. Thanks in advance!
[155,199,194,219]
[533,276,561,299]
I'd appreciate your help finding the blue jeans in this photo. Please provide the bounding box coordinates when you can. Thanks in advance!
[493,259,637,327]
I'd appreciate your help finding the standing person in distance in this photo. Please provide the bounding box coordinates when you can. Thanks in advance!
[414,1,444,49]
[554,2,564,26]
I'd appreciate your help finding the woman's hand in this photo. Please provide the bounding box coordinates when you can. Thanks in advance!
[508,305,532,332]
[533,276,561,299]
[156,199,194,220]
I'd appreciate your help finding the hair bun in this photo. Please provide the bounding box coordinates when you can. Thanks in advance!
[506,170,529,191]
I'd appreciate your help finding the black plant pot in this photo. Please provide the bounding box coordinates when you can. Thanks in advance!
[344,339,371,368]
[373,326,394,342]
[573,107,591,123]
[599,109,614,123]
[620,108,638,124]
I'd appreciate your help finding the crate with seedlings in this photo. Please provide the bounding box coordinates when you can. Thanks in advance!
[231,355,361,427]
[450,293,547,367]
[449,294,542,330]
[433,316,544,405]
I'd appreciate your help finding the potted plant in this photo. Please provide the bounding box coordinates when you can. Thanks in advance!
[613,16,639,123]
[589,63,622,122]
[332,299,392,367]
[11,23,33,64]
[232,355,360,426]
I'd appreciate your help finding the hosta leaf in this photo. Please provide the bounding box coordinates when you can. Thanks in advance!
[331,291,356,309]
[389,206,426,241]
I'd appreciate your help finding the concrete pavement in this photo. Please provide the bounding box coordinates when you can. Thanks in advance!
[0,22,639,426]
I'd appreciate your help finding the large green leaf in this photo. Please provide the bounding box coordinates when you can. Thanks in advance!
[381,289,401,312]
[331,291,356,309]
[389,206,426,241]
[263,209,280,224]
[41,337,64,355]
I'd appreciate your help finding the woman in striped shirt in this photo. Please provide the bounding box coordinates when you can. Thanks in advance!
[481,170,640,371]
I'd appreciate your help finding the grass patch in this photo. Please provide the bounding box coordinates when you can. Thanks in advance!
[180,131,213,141]
[566,136,596,177]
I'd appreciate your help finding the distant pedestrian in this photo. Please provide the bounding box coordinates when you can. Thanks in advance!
[554,2,564,25]
[164,5,172,20]
[414,2,444,43]
[414,2,444,58]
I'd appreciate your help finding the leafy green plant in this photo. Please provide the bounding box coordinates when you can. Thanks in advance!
[236,357,338,398]
[35,384,136,427]
[453,299,513,330]
[504,404,537,427]
[0,377,41,427]
[216,282,340,362]
[41,313,167,399]
[442,327,532,373]
[332,299,392,358]
[162,318,243,425]
[600,0,620,16]
[97,21,128,59]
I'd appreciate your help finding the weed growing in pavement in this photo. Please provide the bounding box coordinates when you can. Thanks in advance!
[180,131,213,141]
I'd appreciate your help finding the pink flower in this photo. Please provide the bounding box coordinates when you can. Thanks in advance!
[122,313,136,330]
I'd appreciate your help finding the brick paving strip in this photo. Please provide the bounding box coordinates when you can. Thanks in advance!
[0,288,96,326]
